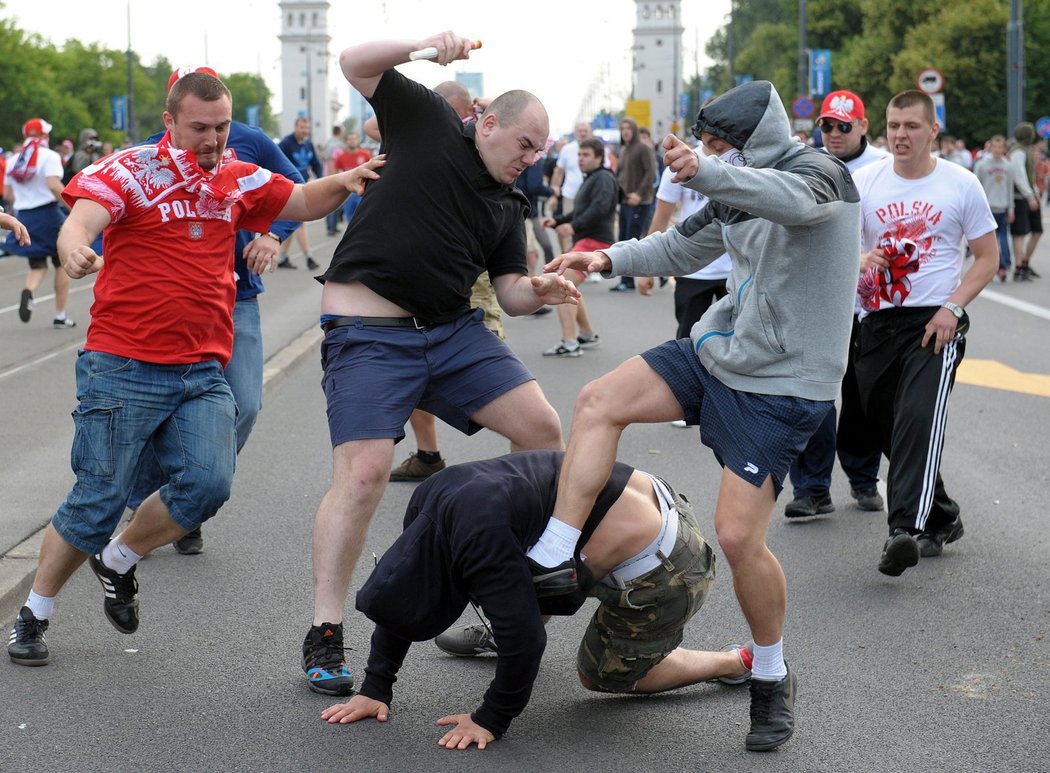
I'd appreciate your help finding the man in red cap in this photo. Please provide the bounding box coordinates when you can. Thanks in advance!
[3,117,78,327]
[782,89,889,521]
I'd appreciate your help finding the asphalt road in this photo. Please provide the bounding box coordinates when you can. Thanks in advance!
[1,219,1048,772]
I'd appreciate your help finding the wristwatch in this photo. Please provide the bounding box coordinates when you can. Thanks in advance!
[262,231,282,242]
[942,301,964,318]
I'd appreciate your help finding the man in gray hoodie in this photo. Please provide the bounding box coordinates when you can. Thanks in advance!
[533,80,861,751]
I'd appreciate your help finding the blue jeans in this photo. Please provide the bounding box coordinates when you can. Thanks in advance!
[993,210,1011,270]
[53,351,236,553]
[343,192,362,222]
[615,202,655,288]
[127,298,262,510]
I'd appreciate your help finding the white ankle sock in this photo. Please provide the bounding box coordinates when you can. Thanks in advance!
[54,311,67,321]
[751,639,788,681]
[26,590,55,621]
[101,536,142,575]
[526,517,582,567]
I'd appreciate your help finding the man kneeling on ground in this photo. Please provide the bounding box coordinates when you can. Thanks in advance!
[320,450,752,750]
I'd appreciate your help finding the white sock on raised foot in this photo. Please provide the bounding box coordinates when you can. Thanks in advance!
[526,517,582,567]
[751,639,788,681]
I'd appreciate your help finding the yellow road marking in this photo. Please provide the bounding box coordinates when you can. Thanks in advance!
[957,359,1050,398]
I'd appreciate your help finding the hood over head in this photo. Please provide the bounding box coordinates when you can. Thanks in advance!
[620,116,640,147]
[691,80,795,168]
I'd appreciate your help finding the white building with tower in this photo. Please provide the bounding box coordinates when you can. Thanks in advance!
[631,1,685,138]
[278,0,339,139]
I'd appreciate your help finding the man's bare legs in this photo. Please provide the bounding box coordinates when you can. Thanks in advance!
[549,356,682,530]
[312,438,395,625]
[470,380,564,451]
[23,265,47,296]
[408,409,439,452]
[713,471,783,646]
[52,265,70,317]
[578,647,748,694]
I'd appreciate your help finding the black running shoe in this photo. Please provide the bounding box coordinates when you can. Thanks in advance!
[18,289,33,323]
[302,623,354,696]
[917,516,964,558]
[528,556,578,597]
[89,551,140,634]
[434,624,497,657]
[173,527,204,555]
[878,529,920,577]
[784,493,834,518]
[306,257,320,271]
[8,607,49,666]
[746,667,797,751]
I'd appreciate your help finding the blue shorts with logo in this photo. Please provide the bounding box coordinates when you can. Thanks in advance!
[320,308,535,447]
[641,338,832,497]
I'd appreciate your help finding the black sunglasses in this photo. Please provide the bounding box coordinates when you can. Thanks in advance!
[819,120,854,134]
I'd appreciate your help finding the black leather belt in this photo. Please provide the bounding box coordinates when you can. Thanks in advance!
[323,315,435,332]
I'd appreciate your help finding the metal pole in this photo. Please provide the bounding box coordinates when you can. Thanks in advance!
[798,0,808,98]
[727,1,735,86]
[1007,0,1024,134]
[126,0,136,142]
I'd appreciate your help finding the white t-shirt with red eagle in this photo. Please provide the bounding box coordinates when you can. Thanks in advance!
[852,157,996,316]
[63,134,294,366]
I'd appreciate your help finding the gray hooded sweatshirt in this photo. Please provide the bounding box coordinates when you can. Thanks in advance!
[606,80,860,401]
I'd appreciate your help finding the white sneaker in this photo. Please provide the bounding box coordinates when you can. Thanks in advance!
[542,341,582,357]
[585,272,603,283]
[670,419,688,428]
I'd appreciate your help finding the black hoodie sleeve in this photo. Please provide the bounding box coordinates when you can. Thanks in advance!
[454,530,548,738]
[356,625,413,705]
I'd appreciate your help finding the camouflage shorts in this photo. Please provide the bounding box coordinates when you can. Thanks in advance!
[469,272,505,340]
[576,490,716,693]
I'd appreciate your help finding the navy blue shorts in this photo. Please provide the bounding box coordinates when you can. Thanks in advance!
[641,338,832,496]
[5,202,65,261]
[320,308,535,447]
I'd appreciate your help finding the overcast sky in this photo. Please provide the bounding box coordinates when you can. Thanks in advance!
[8,0,731,136]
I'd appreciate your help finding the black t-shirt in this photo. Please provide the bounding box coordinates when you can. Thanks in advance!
[354,451,634,738]
[320,70,530,323]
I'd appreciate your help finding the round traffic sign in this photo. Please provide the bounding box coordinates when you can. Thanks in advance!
[916,68,945,94]
[792,96,815,119]
[1036,117,1050,138]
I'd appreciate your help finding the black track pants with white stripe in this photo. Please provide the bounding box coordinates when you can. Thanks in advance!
[855,306,964,534]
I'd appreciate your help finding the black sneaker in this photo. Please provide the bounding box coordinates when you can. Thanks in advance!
[8,607,49,666]
[1027,265,1041,279]
[277,257,297,269]
[302,622,354,696]
[434,624,497,657]
[917,516,964,558]
[306,256,320,270]
[576,333,601,349]
[88,551,140,634]
[52,317,76,329]
[528,556,578,597]
[18,289,33,323]
[173,527,204,555]
[878,529,920,577]
[784,494,834,518]
[746,667,797,751]
[851,488,885,511]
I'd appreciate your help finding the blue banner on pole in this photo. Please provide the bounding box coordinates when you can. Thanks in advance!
[810,49,832,97]
[111,96,127,131]
[678,92,690,118]
[735,75,754,86]
[700,88,715,107]
[245,105,260,128]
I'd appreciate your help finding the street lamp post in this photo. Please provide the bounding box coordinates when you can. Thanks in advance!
[797,0,808,99]
[1007,0,1024,134]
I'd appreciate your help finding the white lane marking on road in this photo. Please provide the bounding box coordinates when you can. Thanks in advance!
[980,288,1050,321]
[0,340,82,382]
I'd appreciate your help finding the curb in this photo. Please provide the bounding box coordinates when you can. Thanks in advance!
[0,324,324,616]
